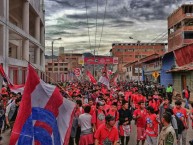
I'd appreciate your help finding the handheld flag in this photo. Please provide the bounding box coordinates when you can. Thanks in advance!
[9,64,76,145]
[86,70,97,84]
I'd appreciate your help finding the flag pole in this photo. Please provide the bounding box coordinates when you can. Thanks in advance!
[23,58,66,92]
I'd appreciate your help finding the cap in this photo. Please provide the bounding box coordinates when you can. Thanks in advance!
[97,101,104,106]
[105,115,115,122]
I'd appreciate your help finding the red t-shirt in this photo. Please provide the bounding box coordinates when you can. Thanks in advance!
[94,124,119,145]
[92,109,106,129]
[90,105,96,115]
[75,107,84,117]
[190,109,193,128]
[146,114,159,137]
[148,100,159,112]
[133,109,147,128]
[173,107,188,126]
[107,108,119,121]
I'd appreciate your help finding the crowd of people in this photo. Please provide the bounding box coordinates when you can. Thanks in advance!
[0,80,193,145]
[59,81,193,145]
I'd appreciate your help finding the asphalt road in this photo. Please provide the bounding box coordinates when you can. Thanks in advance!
[1,120,192,145]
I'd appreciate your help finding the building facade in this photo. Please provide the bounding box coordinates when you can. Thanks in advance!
[45,53,83,82]
[0,0,45,84]
[166,4,193,97]
[168,4,193,51]
[141,54,162,83]
[112,43,167,76]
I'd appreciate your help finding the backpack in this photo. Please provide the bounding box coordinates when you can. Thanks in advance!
[174,115,185,134]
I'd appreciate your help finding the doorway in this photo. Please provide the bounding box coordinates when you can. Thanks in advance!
[181,75,186,90]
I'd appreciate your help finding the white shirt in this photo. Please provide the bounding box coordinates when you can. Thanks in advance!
[78,113,92,132]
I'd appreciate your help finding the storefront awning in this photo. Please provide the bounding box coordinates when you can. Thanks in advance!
[167,63,193,73]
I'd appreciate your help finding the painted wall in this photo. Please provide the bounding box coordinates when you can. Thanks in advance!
[160,52,175,87]
[173,71,193,96]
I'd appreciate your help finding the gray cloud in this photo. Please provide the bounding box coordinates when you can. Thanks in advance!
[45,0,191,55]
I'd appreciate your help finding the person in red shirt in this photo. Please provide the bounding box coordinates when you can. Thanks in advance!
[88,99,96,116]
[133,101,147,145]
[94,115,119,145]
[92,101,106,132]
[106,102,119,122]
[173,100,188,145]
[148,95,159,114]
[145,106,159,145]
[190,102,193,129]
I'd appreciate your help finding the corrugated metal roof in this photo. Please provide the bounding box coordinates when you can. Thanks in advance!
[167,63,193,73]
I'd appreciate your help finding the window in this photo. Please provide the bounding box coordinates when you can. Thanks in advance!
[130,67,132,71]
[184,31,193,39]
[184,6,193,14]
[48,68,52,71]
[60,68,63,71]
[54,63,58,66]
[54,68,58,71]
[64,68,68,71]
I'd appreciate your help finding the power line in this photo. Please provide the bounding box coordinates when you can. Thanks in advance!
[95,0,99,50]
[85,0,92,52]
[97,0,108,54]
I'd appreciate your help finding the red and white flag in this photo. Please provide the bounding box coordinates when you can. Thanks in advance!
[86,70,97,84]
[73,68,81,77]
[0,65,24,94]
[10,64,76,145]
[111,73,119,86]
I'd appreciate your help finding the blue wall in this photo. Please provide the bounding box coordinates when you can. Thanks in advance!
[160,52,175,87]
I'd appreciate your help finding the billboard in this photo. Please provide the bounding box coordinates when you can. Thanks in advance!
[84,57,118,65]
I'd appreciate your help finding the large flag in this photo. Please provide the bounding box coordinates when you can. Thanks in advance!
[10,64,76,145]
[86,70,97,84]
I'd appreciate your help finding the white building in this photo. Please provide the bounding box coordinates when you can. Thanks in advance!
[0,0,45,84]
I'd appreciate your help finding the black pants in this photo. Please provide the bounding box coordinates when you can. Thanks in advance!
[120,136,130,145]
[75,127,81,145]
[167,92,172,104]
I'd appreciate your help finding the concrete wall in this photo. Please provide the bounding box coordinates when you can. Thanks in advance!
[0,0,45,84]
[173,71,193,97]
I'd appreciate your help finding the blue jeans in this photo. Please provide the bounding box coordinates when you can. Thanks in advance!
[184,98,189,109]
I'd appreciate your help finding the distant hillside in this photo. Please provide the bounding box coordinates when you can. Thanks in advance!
[45,55,58,59]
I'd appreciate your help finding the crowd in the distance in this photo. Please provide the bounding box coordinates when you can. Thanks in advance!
[0,81,193,145]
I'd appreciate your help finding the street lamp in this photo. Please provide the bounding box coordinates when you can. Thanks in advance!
[129,37,141,82]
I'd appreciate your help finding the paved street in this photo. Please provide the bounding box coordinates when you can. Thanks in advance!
[1,118,193,145]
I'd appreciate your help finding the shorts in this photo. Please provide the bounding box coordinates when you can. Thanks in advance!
[137,127,146,141]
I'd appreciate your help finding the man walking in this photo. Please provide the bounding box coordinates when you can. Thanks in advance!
[94,115,119,145]
[158,112,177,145]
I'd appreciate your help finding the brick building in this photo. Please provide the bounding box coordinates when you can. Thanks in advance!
[168,4,193,51]
[112,43,166,73]
[45,53,82,82]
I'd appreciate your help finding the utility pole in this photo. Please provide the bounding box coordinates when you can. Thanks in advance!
[93,49,96,78]
[137,41,141,83]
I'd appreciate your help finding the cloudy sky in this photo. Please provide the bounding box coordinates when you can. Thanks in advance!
[45,0,191,56]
